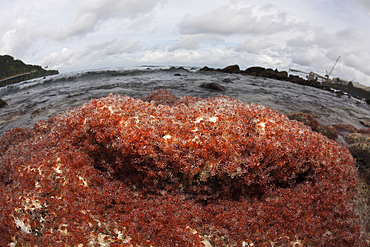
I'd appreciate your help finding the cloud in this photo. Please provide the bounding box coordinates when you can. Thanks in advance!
[87,37,142,55]
[177,4,295,36]
[235,36,274,55]
[353,0,370,14]
[168,34,224,51]
[57,0,164,40]
[41,38,143,69]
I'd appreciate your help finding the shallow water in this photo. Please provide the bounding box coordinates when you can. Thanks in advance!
[1,66,369,137]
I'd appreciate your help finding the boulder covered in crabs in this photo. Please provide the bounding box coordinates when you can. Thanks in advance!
[0,90,365,246]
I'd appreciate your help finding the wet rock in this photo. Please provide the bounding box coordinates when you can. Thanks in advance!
[344,133,370,174]
[288,112,338,140]
[287,112,321,131]
[316,125,338,140]
[276,71,288,79]
[344,133,370,145]
[358,128,370,134]
[348,142,370,168]
[141,89,179,106]
[221,64,240,73]
[200,82,226,91]
[0,98,7,108]
[222,78,233,83]
[199,66,216,72]
[259,69,278,79]
[359,119,370,127]
[332,124,358,135]
[244,66,266,76]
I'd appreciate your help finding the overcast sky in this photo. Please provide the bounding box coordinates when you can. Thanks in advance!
[1,0,370,86]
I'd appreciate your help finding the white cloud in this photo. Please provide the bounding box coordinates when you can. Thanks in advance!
[178,4,296,36]
[56,0,164,40]
[353,0,370,14]
[41,37,143,70]
[168,34,224,51]
[235,36,274,55]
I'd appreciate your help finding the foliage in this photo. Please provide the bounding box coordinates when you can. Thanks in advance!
[0,55,58,79]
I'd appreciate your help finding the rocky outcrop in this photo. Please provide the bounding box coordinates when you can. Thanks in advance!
[287,112,338,140]
[0,90,364,246]
[221,64,240,73]
[344,133,370,167]
[200,82,226,91]
[0,98,7,108]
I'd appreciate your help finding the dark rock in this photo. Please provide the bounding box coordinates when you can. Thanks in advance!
[344,133,370,145]
[244,66,266,75]
[174,73,181,76]
[222,78,233,83]
[276,71,288,79]
[259,69,279,79]
[359,119,370,127]
[221,65,240,73]
[199,66,216,72]
[348,142,370,168]
[332,124,358,135]
[288,112,338,140]
[365,99,370,105]
[141,89,179,106]
[287,112,321,131]
[200,82,226,91]
[0,98,7,108]
[317,125,338,140]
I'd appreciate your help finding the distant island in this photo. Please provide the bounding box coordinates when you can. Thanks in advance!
[0,55,59,87]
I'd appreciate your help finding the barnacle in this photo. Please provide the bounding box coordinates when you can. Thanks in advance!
[0,90,365,246]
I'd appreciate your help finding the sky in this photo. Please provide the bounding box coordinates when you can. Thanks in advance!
[1,0,370,86]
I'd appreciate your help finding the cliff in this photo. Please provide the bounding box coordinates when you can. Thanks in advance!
[0,55,58,86]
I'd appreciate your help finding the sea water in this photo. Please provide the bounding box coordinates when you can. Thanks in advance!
[0,66,369,137]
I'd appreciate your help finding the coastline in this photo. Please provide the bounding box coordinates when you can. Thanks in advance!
[200,64,370,102]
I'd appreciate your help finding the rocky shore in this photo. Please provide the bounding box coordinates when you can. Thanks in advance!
[200,64,370,102]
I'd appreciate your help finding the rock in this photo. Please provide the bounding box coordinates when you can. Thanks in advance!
[221,64,240,73]
[344,133,370,172]
[287,112,321,131]
[200,82,226,91]
[141,89,179,106]
[288,113,339,140]
[276,71,288,79]
[199,66,216,72]
[222,78,233,83]
[0,91,365,246]
[174,73,181,76]
[244,66,266,75]
[358,128,370,134]
[332,124,358,135]
[359,119,370,127]
[288,74,307,85]
[259,69,278,79]
[366,98,370,105]
[348,143,370,168]
[316,125,338,140]
[344,133,370,145]
[0,98,7,108]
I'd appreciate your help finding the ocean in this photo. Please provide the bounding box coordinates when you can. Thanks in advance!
[0,66,369,137]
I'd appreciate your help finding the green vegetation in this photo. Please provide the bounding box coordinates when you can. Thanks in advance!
[0,55,58,80]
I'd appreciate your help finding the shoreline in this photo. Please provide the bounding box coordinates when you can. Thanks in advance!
[200,64,370,103]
